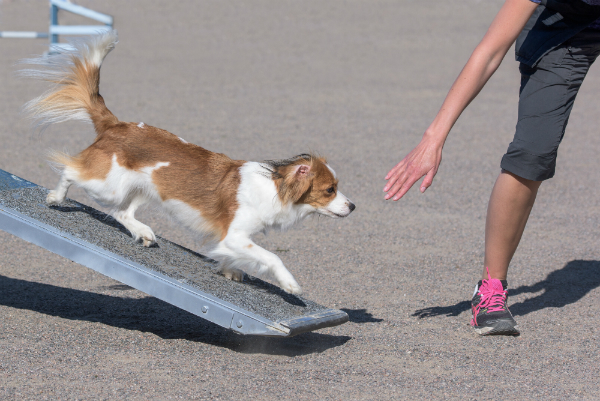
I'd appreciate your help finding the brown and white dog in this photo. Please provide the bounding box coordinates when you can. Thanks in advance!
[21,31,355,294]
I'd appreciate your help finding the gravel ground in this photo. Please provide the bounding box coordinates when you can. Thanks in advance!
[1,0,600,399]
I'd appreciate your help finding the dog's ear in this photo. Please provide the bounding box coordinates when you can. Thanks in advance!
[295,164,311,178]
[279,163,313,204]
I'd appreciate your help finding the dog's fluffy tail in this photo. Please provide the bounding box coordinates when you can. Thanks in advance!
[20,30,120,134]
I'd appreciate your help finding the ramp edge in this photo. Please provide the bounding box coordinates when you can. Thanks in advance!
[279,309,349,337]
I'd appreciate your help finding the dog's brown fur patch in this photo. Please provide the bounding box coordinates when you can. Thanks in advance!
[268,154,338,207]
[68,121,245,240]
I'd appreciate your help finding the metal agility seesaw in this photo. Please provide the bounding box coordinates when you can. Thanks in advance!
[0,169,348,336]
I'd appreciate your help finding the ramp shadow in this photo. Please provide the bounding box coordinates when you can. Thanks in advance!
[0,274,349,356]
[412,260,600,319]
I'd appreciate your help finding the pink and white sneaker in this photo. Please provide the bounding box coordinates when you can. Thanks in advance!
[470,268,519,336]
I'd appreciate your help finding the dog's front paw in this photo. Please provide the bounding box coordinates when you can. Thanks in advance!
[141,237,156,247]
[221,267,245,282]
[46,190,63,205]
[132,226,156,247]
[280,279,302,295]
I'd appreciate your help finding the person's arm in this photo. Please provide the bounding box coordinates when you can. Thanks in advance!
[383,0,538,201]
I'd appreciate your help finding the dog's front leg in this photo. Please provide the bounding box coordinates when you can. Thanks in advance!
[213,235,302,295]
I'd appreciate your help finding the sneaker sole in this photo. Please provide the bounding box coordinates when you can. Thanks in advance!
[473,321,520,336]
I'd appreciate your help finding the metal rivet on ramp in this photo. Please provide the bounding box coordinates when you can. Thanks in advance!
[236,320,243,328]
[201,306,208,313]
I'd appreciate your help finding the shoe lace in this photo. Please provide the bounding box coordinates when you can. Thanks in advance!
[477,267,507,313]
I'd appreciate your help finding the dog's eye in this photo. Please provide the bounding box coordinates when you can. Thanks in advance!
[326,186,335,194]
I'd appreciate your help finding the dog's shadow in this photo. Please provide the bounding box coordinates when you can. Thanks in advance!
[0,274,350,356]
[49,204,140,242]
[412,260,600,319]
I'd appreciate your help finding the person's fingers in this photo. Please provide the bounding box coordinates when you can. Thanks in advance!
[384,142,440,199]
[384,170,407,199]
[383,162,407,192]
[383,173,396,192]
[386,171,419,200]
[384,173,406,199]
[391,174,419,200]
[384,160,406,181]
[419,167,437,193]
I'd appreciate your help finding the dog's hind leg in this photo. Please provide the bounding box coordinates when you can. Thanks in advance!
[46,170,75,205]
[114,195,156,247]
[218,261,245,282]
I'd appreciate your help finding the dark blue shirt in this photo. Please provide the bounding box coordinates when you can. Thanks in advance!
[530,0,600,28]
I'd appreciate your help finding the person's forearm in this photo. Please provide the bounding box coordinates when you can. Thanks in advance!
[424,0,538,145]
[425,45,505,143]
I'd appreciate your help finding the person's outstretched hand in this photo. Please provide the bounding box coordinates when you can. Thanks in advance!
[383,134,444,201]
[382,0,538,202]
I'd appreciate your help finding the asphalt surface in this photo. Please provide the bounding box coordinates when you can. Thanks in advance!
[1,0,600,399]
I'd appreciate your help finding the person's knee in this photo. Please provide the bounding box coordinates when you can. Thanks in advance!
[500,169,543,189]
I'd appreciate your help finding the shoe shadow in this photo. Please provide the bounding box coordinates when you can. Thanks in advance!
[412,260,600,319]
[0,274,350,356]
[509,259,600,316]
[412,300,471,319]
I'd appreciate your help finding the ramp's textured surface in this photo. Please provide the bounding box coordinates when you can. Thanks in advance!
[0,185,326,322]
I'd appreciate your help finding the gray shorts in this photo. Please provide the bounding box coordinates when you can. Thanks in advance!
[501,29,600,181]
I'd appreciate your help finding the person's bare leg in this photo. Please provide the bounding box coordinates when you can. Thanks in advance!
[483,170,542,280]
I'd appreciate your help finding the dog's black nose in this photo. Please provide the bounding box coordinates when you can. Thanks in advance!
[348,202,356,212]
